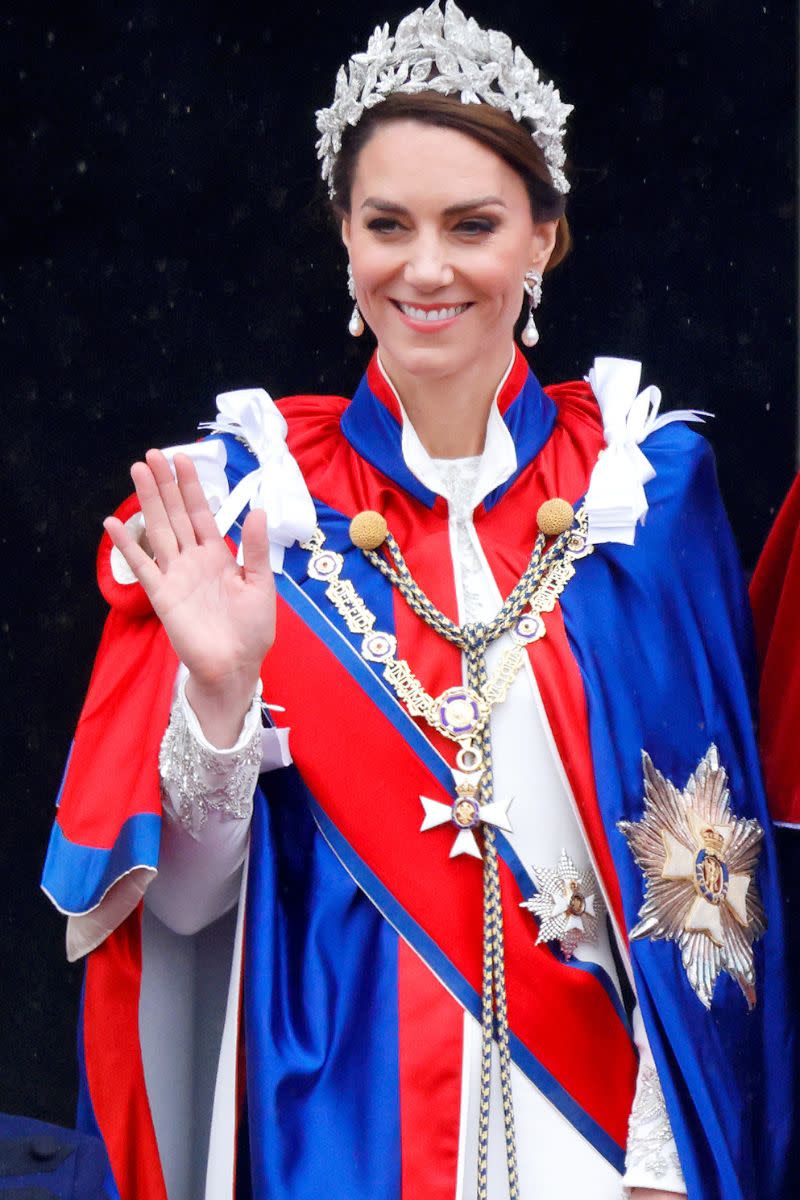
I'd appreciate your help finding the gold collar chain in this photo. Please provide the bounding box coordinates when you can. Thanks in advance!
[302,504,591,749]
[301,503,592,856]
[303,506,592,748]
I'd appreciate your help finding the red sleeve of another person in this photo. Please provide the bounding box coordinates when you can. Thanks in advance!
[750,474,800,826]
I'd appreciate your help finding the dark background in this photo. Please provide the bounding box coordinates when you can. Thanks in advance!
[2,1,796,1125]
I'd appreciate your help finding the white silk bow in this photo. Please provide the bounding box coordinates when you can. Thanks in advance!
[165,387,316,574]
[583,357,709,546]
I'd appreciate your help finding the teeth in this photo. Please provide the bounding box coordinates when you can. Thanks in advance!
[398,303,469,322]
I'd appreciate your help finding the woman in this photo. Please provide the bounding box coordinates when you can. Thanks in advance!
[42,4,792,1199]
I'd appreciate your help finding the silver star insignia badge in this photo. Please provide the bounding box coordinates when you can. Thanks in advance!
[619,745,766,1010]
[520,850,603,958]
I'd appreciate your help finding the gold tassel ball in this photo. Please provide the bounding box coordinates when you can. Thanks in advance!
[537,498,574,537]
[349,510,389,550]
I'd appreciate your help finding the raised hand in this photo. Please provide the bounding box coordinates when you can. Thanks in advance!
[104,449,275,745]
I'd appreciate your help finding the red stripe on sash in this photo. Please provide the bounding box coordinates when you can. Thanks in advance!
[398,940,463,1200]
[83,905,167,1200]
[265,597,636,1148]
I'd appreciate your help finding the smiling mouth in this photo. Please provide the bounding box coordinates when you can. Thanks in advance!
[393,301,472,323]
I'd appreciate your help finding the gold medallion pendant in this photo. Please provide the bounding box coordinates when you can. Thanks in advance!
[619,745,766,1009]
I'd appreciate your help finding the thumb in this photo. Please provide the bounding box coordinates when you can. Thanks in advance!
[240,507,273,585]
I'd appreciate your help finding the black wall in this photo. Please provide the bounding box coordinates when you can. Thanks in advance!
[3,1,796,1124]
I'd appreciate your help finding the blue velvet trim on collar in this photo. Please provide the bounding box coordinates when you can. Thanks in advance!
[484,372,556,511]
[340,366,556,511]
[340,374,439,507]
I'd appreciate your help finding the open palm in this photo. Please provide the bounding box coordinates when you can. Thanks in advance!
[104,449,275,693]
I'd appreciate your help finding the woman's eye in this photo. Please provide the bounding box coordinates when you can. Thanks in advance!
[366,217,404,233]
[456,218,496,235]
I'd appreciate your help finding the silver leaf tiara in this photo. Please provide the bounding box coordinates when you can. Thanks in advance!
[315,0,572,200]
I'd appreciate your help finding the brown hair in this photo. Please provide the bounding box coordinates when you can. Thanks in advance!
[330,91,571,272]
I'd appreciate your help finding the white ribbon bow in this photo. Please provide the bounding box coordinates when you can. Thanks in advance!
[583,357,709,546]
[164,387,316,574]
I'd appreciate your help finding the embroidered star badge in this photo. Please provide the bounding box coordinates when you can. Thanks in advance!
[520,850,603,958]
[618,745,766,1010]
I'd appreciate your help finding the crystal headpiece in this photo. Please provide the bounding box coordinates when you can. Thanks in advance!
[315,0,572,200]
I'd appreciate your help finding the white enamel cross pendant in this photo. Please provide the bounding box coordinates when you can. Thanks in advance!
[419,742,513,859]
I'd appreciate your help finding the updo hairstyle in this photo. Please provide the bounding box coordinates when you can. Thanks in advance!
[329,91,571,272]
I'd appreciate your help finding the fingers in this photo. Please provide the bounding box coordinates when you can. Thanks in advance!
[103,514,161,593]
[172,454,223,546]
[143,450,199,554]
[130,449,222,567]
[239,507,274,588]
[130,456,180,567]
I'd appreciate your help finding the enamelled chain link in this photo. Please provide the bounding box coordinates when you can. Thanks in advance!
[301,510,591,1199]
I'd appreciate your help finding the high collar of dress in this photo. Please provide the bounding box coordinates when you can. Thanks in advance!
[340,344,557,512]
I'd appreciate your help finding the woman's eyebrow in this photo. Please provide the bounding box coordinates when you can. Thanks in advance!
[361,197,411,213]
[442,196,506,215]
[360,195,507,214]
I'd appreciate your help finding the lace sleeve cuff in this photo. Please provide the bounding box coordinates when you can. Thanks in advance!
[159,678,264,836]
[622,1063,686,1195]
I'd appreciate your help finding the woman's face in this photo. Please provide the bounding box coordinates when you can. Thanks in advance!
[341,120,558,385]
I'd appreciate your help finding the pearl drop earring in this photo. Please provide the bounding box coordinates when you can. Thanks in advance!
[521,269,543,347]
[347,263,364,337]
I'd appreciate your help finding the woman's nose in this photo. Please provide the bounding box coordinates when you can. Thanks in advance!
[402,236,455,290]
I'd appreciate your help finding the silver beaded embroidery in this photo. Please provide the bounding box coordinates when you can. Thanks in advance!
[625,1065,684,1185]
[159,693,263,834]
